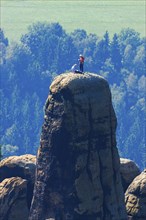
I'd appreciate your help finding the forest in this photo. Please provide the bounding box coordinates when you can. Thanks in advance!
[0,22,145,169]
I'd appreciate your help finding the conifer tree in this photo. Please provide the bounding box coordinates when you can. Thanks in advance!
[111,33,122,71]
[103,30,110,60]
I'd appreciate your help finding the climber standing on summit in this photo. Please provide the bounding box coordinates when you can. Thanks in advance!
[78,54,85,73]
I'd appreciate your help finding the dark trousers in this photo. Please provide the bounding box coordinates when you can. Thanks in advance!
[80,63,84,72]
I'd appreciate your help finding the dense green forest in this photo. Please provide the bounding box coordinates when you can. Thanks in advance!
[0,22,145,169]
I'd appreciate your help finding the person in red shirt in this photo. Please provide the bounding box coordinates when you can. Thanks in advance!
[78,54,85,73]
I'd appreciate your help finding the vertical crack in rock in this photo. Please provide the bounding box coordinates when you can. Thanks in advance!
[29,73,127,220]
[86,101,93,182]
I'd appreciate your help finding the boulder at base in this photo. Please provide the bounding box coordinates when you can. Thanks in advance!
[120,158,141,191]
[0,154,36,183]
[0,154,36,209]
[125,169,146,220]
[0,177,29,220]
[29,73,127,220]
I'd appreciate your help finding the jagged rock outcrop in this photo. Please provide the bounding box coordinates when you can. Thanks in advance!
[0,154,36,219]
[29,72,127,220]
[0,177,29,220]
[125,169,146,220]
[0,154,36,183]
[120,158,141,192]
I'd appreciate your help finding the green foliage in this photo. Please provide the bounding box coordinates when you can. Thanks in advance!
[1,144,19,158]
[0,28,8,65]
[0,24,145,169]
[118,28,141,52]
[0,28,8,46]
[111,34,122,72]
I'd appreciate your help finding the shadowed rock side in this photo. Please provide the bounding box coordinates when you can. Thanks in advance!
[120,158,141,192]
[29,73,127,220]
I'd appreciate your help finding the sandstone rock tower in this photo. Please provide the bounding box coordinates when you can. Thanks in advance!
[29,73,127,220]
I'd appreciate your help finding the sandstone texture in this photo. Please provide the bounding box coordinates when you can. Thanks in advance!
[0,177,29,220]
[0,154,36,219]
[29,73,127,220]
[0,154,36,183]
[125,169,146,220]
[120,158,141,192]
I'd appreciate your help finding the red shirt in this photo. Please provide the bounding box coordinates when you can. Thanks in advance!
[79,56,84,63]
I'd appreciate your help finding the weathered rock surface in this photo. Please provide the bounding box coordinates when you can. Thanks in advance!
[0,154,36,183]
[125,169,146,220]
[120,158,141,192]
[0,154,36,209]
[0,177,29,220]
[29,73,127,220]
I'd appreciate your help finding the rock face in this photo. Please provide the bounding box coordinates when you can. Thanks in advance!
[29,73,127,220]
[0,154,36,183]
[120,158,141,192]
[125,169,146,220]
[0,177,29,220]
[0,154,36,219]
